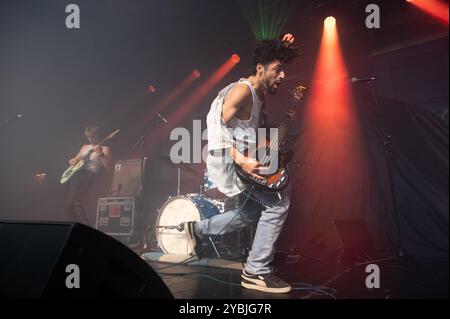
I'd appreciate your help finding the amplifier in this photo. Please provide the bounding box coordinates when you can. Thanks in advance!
[110,159,145,196]
[95,197,151,246]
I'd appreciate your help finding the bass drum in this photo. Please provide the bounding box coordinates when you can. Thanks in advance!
[155,194,221,255]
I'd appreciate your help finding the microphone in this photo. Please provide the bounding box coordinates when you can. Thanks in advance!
[3,113,23,123]
[154,223,185,232]
[350,77,376,83]
[1,113,24,130]
[157,113,168,123]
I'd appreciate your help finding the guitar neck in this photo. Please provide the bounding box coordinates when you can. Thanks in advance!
[275,104,297,147]
[268,84,306,149]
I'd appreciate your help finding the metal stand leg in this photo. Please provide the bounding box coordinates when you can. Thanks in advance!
[208,236,221,258]
[177,167,181,196]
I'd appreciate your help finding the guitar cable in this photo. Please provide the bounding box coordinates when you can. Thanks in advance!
[156,270,338,298]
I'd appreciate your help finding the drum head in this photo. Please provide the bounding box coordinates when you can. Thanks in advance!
[156,196,201,255]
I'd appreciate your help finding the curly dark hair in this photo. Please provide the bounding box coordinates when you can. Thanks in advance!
[252,39,299,70]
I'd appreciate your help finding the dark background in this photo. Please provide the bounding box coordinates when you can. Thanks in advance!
[0,0,448,261]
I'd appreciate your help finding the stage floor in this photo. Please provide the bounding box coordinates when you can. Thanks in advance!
[145,256,448,299]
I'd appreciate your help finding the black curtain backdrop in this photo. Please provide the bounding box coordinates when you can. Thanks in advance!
[360,91,449,262]
[282,88,448,262]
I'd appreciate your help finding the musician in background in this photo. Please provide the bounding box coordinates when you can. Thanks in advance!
[65,125,113,225]
[183,39,299,293]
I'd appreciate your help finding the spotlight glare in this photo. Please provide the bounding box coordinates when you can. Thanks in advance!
[324,16,336,29]
[231,54,240,64]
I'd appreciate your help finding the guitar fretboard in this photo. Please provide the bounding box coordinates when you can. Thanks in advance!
[269,85,305,150]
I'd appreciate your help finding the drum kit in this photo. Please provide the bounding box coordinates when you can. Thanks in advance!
[153,155,236,259]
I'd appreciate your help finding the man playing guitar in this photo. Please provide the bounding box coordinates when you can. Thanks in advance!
[65,125,113,225]
[183,39,299,293]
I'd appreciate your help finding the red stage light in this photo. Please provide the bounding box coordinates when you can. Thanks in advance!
[147,85,157,93]
[128,71,201,154]
[297,12,373,227]
[193,69,201,78]
[144,55,239,154]
[406,0,449,25]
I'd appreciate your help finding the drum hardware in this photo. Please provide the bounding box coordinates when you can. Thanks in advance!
[154,194,223,258]
[208,237,221,258]
[150,167,256,261]
[153,221,222,257]
[154,224,185,231]
[177,166,181,196]
[160,155,201,196]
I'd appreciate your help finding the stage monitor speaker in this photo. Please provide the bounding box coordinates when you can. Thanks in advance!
[110,159,145,196]
[0,221,172,299]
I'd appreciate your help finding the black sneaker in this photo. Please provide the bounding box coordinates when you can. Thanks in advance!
[183,221,202,260]
[241,269,292,293]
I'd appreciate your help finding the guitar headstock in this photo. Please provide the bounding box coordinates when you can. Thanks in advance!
[99,129,120,146]
[106,129,120,140]
[289,85,307,102]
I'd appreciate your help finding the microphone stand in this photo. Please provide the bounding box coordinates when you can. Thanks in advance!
[1,114,23,132]
[367,81,404,260]
[130,114,167,253]
[131,114,167,196]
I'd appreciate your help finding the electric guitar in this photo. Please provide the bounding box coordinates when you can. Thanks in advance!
[235,85,306,192]
[60,129,120,184]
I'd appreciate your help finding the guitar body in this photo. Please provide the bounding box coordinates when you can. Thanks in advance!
[234,138,289,192]
[60,160,86,184]
[233,85,306,192]
[60,129,120,185]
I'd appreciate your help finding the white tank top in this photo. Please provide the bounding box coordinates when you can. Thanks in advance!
[226,79,264,152]
[205,78,265,196]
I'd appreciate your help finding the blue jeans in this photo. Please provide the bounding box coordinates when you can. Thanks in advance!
[195,190,290,274]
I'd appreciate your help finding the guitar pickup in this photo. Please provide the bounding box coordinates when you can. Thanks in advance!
[251,176,267,184]
[258,167,276,175]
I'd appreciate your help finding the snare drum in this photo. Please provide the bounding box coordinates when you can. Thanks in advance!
[155,194,221,255]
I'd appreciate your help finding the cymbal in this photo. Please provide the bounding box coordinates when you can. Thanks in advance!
[160,154,200,175]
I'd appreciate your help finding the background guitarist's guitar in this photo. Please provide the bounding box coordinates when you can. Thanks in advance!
[235,85,306,192]
[60,129,120,184]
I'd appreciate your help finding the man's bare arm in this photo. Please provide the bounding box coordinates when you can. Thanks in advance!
[220,84,262,178]
[68,145,85,165]
[221,84,251,124]
[98,146,113,171]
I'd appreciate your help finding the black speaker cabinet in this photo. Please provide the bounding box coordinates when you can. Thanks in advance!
[0,221,172,298]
